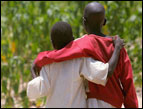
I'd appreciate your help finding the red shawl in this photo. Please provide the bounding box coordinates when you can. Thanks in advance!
[34,34,138,108]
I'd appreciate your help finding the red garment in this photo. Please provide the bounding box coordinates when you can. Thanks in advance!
[34,34,138,108]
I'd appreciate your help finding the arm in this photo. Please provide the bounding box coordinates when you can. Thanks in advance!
[31,61,41,78]
[107,46,121,77]
[27,66,50,100]
[107,36,124,77]
[31,62,37,78]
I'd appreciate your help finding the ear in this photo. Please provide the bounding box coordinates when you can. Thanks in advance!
[103,18,106,26]
[83,17,86,22]
[72,36,75,40]
[52,42,56,49]
[83,17,87,26]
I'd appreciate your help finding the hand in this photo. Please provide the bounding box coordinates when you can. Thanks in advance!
[31,62,37,79]
[112,35,125,49]
[31,61,40,79]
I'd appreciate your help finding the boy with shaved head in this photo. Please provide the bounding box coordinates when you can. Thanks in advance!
[83,2,106,36]
[82,2,138,108]
[32,2,138,108]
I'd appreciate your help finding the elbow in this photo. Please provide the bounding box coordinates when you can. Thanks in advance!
[27,83,36,100]
[27,81,39,100]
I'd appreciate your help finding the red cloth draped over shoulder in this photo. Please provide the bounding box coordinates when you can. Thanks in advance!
[34,34,138,108]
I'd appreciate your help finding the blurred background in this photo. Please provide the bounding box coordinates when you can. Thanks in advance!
[1,1,142,108]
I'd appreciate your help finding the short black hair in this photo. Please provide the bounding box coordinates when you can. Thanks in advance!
[50,21,74,50]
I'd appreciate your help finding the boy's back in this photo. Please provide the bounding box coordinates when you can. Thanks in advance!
[27,57,109,108]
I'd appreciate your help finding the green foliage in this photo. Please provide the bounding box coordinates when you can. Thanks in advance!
[1,1,142,107]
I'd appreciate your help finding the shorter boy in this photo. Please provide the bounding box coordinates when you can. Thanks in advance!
[27,22,123,108]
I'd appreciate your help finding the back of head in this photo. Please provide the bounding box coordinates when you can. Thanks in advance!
[50,21,74,50]
[83,2,105,33]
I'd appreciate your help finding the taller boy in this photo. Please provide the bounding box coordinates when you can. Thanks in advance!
[82,2,138,108]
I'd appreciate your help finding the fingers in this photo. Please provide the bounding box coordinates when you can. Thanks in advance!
[112,35,127,49]
[112,35,120,41]
[35,67,40,76]
[31,62,38,78]
[31,67,37,79]
[121,42,126,49]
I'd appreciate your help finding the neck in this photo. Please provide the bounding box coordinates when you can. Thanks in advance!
[86,26,106,37]
[88,30,106,37]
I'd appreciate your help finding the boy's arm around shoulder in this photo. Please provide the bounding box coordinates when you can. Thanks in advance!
[27,66,51,100]
[119,48,138,108]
